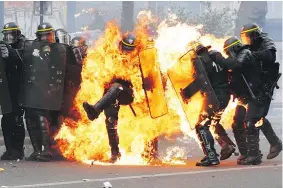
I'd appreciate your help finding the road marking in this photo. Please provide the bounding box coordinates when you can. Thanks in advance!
[1,164,281,188]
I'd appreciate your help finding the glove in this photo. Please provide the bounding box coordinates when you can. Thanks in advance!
[0,43,9,59]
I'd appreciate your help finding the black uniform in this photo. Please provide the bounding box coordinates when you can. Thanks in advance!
[0,22,25,160]
[241,23,282,160]
[217,37,264,165]
[24,23,59,162]
[83,33,137,163]
[193,44,235,166]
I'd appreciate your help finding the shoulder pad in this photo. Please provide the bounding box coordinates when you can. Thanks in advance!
[208,50,219,55]
[260,34,276,51]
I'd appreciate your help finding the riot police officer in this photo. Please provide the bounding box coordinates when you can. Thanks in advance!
[216,37,263,165]
[0,22,25,160]
[83,33,137,163]
[191,43,236,166]
[240,23,282,160]
[24,22,58,162]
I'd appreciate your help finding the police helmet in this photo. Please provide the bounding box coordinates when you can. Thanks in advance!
[55,28,70,45]
[36,22,55,43]
[119,32,137,52]
[240,23,261,45]
[223,36,243,58]
[1,22,21,44]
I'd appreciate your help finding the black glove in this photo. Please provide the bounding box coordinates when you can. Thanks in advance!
[0,43,9,59]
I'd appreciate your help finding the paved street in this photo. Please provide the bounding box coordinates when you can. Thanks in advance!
[0,114,282,188]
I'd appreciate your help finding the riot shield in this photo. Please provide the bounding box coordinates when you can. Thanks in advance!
[139,48,168,118]
[0,58,12,114]
[168,50,219,129]
[19,40,68,111]
[60,61,82,119]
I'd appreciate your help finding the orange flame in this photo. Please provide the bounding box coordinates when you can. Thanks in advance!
[56,11,238,165]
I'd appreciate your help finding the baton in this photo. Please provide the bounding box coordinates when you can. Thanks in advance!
[241,74,257,100]
[129,104,137,117]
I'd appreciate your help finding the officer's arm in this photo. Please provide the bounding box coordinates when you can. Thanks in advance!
[252,49,276,63]
[210,51,241,70]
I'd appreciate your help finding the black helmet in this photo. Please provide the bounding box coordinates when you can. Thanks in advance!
[240,23,261,45]
[119,32,137,52]
[36,22,55,43]
[55,28,70,45]
[1,22,21,44]
[70,36,87,47]
[223,36,243,58]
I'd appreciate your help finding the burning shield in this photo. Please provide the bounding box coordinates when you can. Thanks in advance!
[0,58,12,114]
[139,47,168,118]
[168,50,219,129]
[19,40,68,111]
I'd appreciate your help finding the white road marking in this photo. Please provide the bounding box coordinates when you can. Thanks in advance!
[1,164,281,188]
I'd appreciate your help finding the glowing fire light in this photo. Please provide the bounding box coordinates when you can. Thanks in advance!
[55,11,238,165]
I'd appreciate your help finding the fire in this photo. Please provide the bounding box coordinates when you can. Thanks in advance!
[55,11,239,165]
[56,20,181,165]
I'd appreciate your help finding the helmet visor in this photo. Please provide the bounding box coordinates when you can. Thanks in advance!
[38,32,55,43]
[56,31,70,45]
[3,31,17,44]
[240,32,251,45]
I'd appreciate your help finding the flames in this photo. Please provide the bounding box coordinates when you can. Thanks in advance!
[55,11,238,165]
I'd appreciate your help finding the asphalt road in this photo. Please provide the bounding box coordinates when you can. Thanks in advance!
[0,116,282,188]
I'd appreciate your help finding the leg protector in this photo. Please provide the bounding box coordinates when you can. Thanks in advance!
[105,103,120,163]
[239,121,262,165]
[25,116,42,161]
[36,115,52,162]
[195,125,219,166]
[12,115,25,155]
[260,118,282,159]
[83,83,123,121]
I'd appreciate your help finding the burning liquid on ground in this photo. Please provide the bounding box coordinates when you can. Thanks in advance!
[55,11,238,165]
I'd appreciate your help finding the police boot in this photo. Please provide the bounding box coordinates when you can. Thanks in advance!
[214,123,236,160]
[11,115,25,160]
[239,122,262,165]
[83,83,122,121]
[36,116,52,162]
[232,125,248,164]
[1,114,18,160]
[26,118,42,161]
[195,125,220,166]
[106,118,121,163]
[260,118,282,159]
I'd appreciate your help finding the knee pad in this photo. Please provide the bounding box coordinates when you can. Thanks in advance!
[38,116,51,131]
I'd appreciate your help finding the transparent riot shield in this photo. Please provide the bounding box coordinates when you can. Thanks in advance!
[168,50,219,129]
[139,47,168,118]
[19,40,68,111]
[0,57,12,114]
